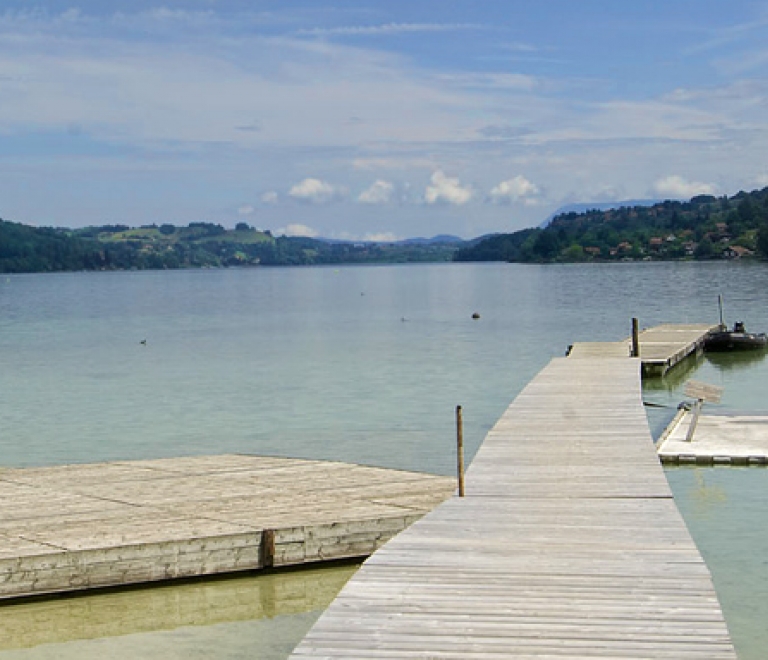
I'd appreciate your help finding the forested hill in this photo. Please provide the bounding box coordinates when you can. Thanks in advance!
[455,188,768,263]
[6,187,768,273]
[0,220,461,273]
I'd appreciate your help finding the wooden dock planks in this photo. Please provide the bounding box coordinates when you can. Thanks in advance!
[291,357,736,658]
[568,323,718,375]
[0,455,455,600]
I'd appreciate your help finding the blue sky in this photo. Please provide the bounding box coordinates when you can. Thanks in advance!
[1,1,768,239]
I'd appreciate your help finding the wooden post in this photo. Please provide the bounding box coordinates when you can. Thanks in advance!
[631,318,640,357]
[261,529,275,568]
[456,405,465,497]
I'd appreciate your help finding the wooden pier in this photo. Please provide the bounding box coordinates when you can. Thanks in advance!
[568,323,718,375]
[0,455,454,600]
[291,357,736,658]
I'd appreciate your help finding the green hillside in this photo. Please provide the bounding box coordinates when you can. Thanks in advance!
[0,220,460,273]
[455,188,768,263]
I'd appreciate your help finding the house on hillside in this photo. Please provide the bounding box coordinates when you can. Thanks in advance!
[722,245,754,259]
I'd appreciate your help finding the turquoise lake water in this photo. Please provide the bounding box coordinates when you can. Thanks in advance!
[1,261,767,658]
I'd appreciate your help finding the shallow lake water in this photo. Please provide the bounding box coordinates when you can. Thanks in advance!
[2,261,767,657]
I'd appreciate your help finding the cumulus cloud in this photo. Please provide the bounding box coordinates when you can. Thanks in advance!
[237,204,255,215]
[754,173,768,188]
[653,175,717,198]
[490,175,540,204]
[358,180,394,204]
[288,178,344,204]
[424,171,473,205]
[363,232,400,242]
[260,191,278,205]
[334,231,402,242]
[275,223,319,238]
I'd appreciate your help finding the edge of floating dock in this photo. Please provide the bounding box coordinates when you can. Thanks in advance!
[0,454,455,601]
[568,323,718,375]
[658,412,768,465]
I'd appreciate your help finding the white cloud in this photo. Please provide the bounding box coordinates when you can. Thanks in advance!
[353,157,436,171]
[490,175,540,204]
[334,231,402,242]
[653,175,717,198]
[436,72,537,91]
[288,178,344,204]
[425,171,473,205]
[275,223,319,238]
[753,173,768,188]
[260,191,278,205]
[296,23,481,37]
[237,204,255,215]
[358,180,394,204]
[0,17,482,151]
[363,232,400,242]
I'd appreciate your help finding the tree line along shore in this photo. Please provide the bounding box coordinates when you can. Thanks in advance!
[2,187,768,273]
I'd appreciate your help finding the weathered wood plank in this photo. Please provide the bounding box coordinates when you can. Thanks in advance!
[0,456,454,599]
[568,323,717,375]
[291,356,736,658]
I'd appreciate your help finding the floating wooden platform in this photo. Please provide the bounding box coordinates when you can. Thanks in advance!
[291,358,736,658]
[568,323,718,375]
[658,411,768,465]
[0,455,455,600]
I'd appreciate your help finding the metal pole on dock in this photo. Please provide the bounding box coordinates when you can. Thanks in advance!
[718,294,725,330]
[685,399,704,443]
[631,318,640,357]
[456,405,465,497]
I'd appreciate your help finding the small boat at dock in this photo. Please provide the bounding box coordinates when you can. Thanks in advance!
[704,321,768,352]
[704,295,768,352]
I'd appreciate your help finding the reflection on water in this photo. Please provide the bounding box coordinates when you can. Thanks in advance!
[642,353,703,393]
[705,349,768,373]
[666,467,768,660]
[0,564,357,659]
[688,469,728,514]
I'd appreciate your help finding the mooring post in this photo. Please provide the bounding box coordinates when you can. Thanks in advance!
[631,317,640,357]
[261,529,276,568]
[456,405,465,497]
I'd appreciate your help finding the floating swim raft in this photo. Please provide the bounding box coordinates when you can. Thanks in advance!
[0,454,455,600]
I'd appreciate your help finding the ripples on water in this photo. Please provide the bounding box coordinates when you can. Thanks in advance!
[2,261,768,657]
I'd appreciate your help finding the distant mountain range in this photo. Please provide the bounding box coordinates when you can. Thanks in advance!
[397,234,464,245]
[315,234,464,245]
